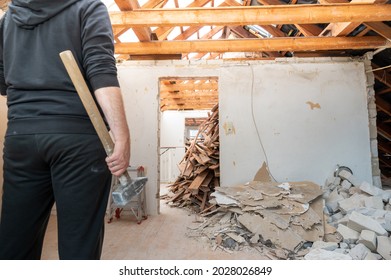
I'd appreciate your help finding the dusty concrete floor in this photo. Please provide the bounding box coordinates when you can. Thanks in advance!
[41,194,267,260]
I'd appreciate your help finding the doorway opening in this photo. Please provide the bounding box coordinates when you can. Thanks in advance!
[158,77,219,213]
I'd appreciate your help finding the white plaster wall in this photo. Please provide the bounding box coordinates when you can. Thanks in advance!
[160,110,209,183]
[160,111,185,147]
[160,111,185,183]
[117,65,159,215]
[219,59,372,187]
[117,58,372,215]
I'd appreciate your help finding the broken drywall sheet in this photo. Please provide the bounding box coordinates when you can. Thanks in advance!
[253,162,273,182]
[210,191,239,206]
[207,176,324,254]
[287,181,324,204]
[238,212,305,252]
[291,200,322,230]
[214,183,264,202]
[247,181,291,197]
[183,163,341,258]
[261,211,291,230]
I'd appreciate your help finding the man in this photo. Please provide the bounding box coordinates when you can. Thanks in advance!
[0,0,130,259]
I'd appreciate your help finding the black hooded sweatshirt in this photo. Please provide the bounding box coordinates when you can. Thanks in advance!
[0,0,119,135]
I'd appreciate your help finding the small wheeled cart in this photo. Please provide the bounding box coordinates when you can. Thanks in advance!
[107,166,148,224]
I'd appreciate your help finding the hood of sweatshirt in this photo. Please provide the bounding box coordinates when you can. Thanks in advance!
[8,0,81,29]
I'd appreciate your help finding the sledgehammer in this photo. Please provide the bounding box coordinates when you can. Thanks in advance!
[59,50,147,206]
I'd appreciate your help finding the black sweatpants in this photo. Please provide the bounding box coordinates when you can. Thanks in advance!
[0,134,112,260]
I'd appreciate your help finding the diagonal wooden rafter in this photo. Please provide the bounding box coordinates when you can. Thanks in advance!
[319,0,388,37]
[114,0,152,42]
[257,0,323,36]
[372,63,391,90]
[223,0,285,57]
[154,0,213,40]
[364,22,391,40]
[379,88,391,95]
[143,0,168,8]
[172,0,257,59]
[378,123,391,141]
[376,95,391,118]
[188,26,227,59]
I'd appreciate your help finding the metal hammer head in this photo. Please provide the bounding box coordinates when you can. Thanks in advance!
[112,177,148,206]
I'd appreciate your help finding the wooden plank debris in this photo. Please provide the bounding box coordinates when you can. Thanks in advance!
[188,170,209,194]
[167,103,219,212]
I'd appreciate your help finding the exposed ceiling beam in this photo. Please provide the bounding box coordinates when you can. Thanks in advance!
[160,92,218,99]
[127,54,183,60]
[161,98,219,104]
[114,0,152,42]
[318,0,350,3]
[160,82,218,91]
[115,36,391,54]
[109,4,391,28]
[160,103,217,111]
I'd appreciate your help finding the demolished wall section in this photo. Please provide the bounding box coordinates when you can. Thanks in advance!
[363,52,382,188]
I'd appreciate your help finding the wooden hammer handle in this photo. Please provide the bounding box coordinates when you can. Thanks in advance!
[59,50,130,185]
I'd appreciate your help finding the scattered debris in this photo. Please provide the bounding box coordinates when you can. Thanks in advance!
[170,164,326,259]
[164,139,391,259]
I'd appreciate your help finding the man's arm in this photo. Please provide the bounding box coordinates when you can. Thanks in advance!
[0,12,7,96]
[94,86,130,176]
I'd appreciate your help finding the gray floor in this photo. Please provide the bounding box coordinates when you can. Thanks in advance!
[41,188,267,260]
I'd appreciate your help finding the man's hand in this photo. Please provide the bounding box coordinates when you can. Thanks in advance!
[94,86,130,176]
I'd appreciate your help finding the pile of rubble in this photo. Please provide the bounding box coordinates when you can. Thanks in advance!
[184,163,326,259]
[305,167,391,260]
[176,164,391,259]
